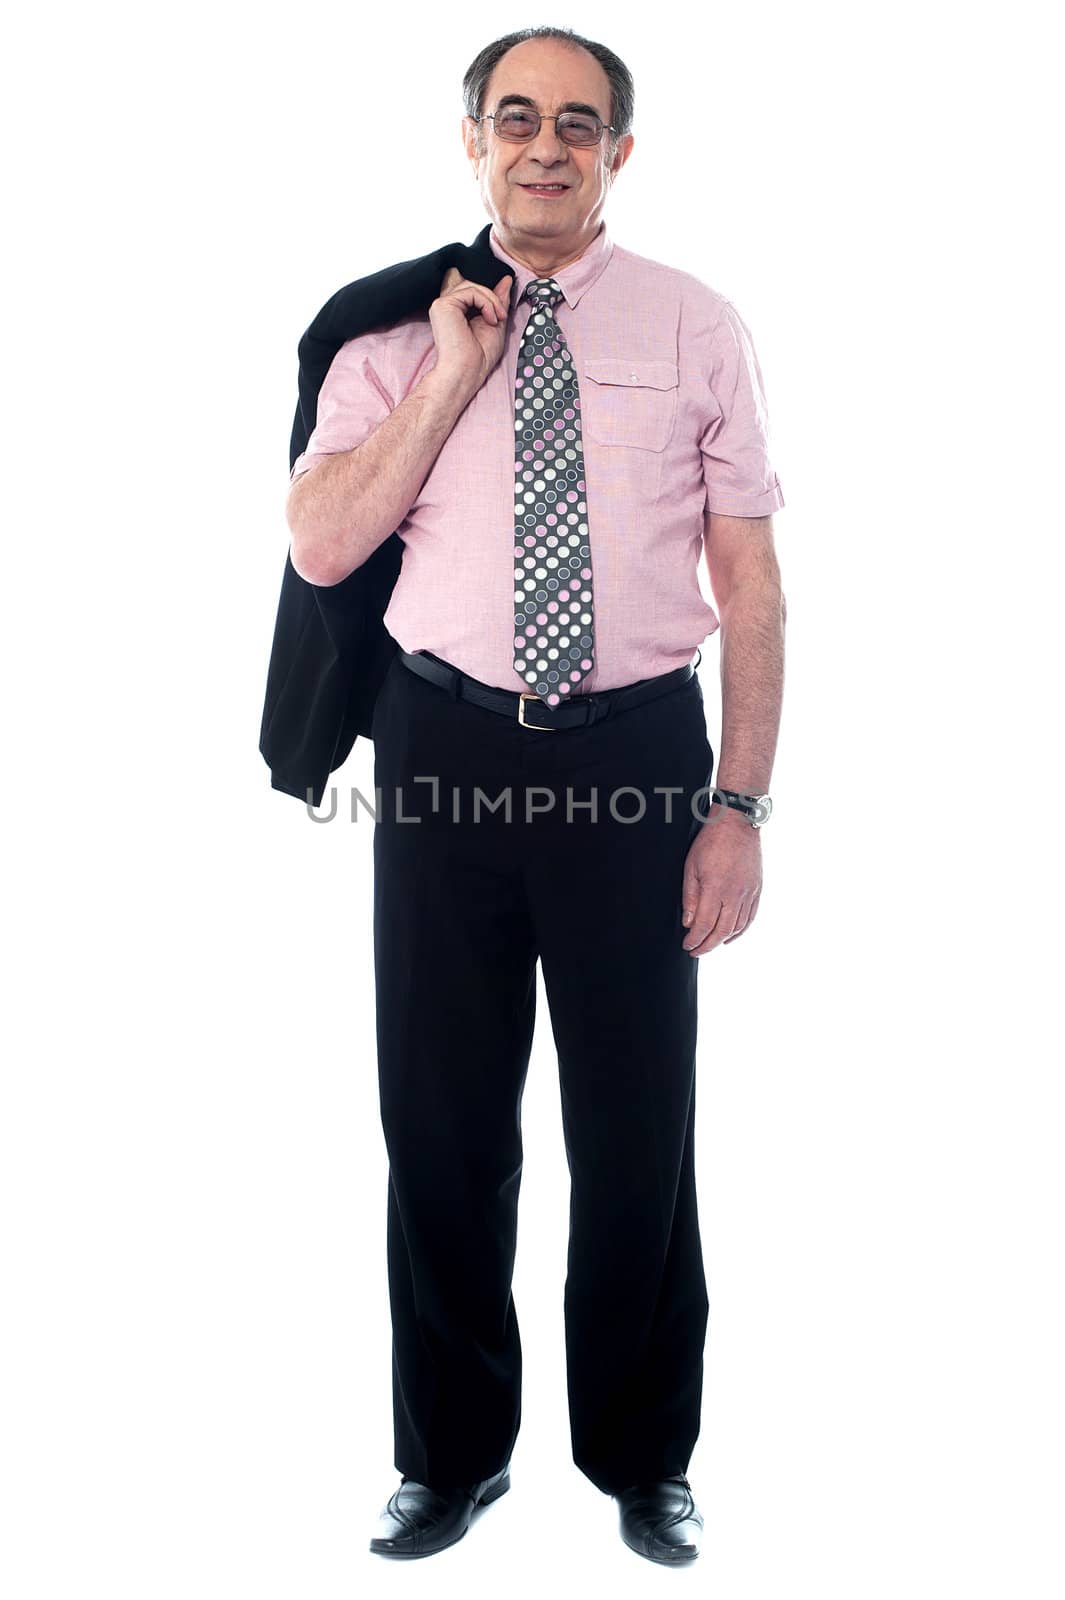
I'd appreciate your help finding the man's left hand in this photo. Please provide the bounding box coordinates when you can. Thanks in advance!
[680,807,763,955]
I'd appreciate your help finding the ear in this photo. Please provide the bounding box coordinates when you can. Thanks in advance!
[461,115,481,169]
[609,131,635,178]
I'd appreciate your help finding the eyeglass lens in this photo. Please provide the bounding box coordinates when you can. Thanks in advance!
[494,108,603,146]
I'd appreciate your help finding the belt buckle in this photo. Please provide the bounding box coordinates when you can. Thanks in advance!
[518,692,556,731]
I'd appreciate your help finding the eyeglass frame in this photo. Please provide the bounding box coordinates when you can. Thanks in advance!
[471,106,619,147]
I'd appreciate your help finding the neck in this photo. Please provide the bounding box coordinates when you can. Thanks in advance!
[493,222,600,279]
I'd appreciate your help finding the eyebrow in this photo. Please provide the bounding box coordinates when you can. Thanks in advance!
[493,92,606,120]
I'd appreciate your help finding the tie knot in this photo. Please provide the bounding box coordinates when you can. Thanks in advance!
[524,277,564,310]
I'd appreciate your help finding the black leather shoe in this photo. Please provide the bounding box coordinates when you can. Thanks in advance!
[614,1472,703,1563]
[369,1464,511,1558]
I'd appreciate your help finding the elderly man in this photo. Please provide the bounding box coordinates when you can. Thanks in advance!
[286,25,785,1566]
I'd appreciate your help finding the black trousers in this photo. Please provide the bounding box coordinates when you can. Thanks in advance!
[370,652,714,1497]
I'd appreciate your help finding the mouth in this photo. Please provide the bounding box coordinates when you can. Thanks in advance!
[518,182,570,196]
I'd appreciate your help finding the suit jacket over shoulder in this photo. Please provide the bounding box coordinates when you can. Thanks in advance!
[259,222,507,806]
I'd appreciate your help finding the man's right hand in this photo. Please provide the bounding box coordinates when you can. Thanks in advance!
[427,268,514,400]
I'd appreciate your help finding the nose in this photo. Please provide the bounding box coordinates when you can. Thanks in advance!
[524,118,570,167]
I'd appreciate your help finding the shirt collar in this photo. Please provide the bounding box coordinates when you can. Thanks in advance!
[488,219,613,310]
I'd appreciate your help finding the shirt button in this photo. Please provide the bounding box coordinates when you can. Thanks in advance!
[630,372,638,383]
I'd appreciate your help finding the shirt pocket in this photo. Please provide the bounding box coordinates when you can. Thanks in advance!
[579,357,680,452]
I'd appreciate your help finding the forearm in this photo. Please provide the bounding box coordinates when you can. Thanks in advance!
[286,368,474,587]
[714,581,786,794]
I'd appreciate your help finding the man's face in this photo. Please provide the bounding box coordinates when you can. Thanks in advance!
[463,38,633,256]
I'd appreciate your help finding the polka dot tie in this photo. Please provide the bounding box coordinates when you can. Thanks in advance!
[512,278,595,705]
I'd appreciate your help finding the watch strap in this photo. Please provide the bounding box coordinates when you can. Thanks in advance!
[708,788,772,826]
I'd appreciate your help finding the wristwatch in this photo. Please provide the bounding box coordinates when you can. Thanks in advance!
[708,787,773,828]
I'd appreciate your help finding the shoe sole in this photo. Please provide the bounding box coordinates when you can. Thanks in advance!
[369,1470,511,1559]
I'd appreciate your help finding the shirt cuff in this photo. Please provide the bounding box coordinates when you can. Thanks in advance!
[705,478,785,518]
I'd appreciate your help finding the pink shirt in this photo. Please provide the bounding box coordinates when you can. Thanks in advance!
[290,220,784,692]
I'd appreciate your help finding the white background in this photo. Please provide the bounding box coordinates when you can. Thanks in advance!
[3,2,1062,1594]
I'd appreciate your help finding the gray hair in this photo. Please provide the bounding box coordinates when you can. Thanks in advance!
[462,26,634,165]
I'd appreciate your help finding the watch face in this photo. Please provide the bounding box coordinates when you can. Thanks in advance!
[751,795,773,826]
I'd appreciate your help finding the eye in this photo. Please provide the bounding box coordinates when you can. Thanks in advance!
[560,116,599,144]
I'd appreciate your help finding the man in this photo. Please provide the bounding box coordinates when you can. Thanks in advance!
[286,25,785,1565]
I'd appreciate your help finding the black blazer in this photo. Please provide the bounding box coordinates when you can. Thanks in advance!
[259,222,508,806]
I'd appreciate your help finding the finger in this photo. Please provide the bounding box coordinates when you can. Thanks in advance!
[724,885,762,944]
[680,866,701,929]
[682,897,724,954]
[725,889,757,934]
[722,898,752,943]
[689,895,749,955]
[481,276,512,321]
[445,276,511,323]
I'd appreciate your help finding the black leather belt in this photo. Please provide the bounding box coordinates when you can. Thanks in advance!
[395,648,702,731]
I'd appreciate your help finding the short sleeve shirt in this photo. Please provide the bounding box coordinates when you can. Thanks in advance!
[290,221,784,692]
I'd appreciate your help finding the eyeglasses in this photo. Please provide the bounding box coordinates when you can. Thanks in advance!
[474,106,617,148]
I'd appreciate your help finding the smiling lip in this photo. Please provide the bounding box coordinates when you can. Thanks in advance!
[520,183,570,194]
